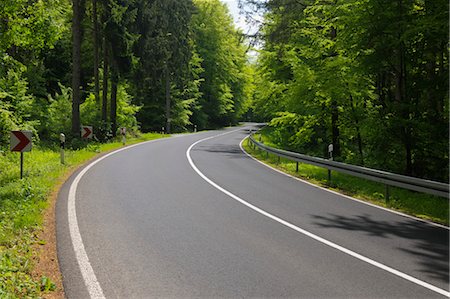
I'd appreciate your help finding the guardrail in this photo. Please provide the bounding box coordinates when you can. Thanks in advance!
[248,133,449,201]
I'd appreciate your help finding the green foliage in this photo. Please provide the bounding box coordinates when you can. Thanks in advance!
[81,82,141,135]
[36,83,73,144]
[0,0,70,149]
[0,0,68,53]
[132,0,195,132]
[0,55,37,148]
[252,0,448,182]
[40,276,56,292]
[192,0,250,128]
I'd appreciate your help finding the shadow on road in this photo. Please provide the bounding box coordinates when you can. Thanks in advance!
[195,143,246,157]
[311,213,449,284]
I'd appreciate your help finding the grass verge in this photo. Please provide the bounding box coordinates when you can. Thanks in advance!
[0,133,168,298]
[243,136,449,226]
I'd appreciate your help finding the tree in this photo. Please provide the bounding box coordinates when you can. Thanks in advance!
[132,0,194,132]
[251,0,448,181]
[192,0,250,129]
[71,0,85,136]
[0,0,69,145]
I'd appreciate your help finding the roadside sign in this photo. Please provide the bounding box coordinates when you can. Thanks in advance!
[120,127,126,135]
[10,130,32,152]
[60,133,65,164]
[81,126,93,139]
[10,130,32,179]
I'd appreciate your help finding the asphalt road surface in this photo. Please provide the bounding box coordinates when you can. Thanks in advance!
[57,123,449,298]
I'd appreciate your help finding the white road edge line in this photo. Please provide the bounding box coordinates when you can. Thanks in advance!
[240,137,449,230]
[186,129,450,298]
[68,138,168,299]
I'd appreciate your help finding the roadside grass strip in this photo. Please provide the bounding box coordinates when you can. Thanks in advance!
[243,135,449,227]
[0,133,167,298]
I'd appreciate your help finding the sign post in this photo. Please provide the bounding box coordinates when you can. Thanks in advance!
[120,127,126,145]
[10,130,32,179]
[60,133,65,164]
[328,143,334,182]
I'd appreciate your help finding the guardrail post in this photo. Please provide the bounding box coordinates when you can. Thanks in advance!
[385,185,390,204]
[266,151,269,159]
[277,156,280,164]
[296,162,299,173]
[328,169,331,182]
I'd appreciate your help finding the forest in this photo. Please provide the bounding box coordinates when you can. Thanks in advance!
[1,0,447,181]
[246,0,448,183]
[0,0,250,146]
[0,0,448,296]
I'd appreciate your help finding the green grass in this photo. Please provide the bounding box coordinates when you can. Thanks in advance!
[0,132,168,298]
[243,135,449,226]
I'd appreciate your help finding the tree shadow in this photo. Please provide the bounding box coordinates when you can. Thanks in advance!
[311,213,449,284]
[194,143,247,159]
[193,129,252,158]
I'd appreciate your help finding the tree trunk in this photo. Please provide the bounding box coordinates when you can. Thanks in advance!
[329,26,340,158]
[165,65,171,134]
[102,38,109,123]
[71,0,82,136]
[331,100,341,158]
[110,70,118,137]
[93,0,100,107]
[395,0,412,175]
[404,127,412,175]
[349,94,364,165]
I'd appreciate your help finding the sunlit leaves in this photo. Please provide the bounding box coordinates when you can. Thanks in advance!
[192,0,250,128]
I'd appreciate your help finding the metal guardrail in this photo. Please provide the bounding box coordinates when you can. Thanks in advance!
[248,134,449,200]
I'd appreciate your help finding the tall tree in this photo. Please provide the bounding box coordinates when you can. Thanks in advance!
[250,0,448,181]
[133,0,194,132]
[93,0,100,107]
[192,0,249,129]
[71,0,85,136]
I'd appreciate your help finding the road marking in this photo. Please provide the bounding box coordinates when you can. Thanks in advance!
[68,138,170,298]
[66,129,234,298]
[239,138,449,230]
[186,130,450,298]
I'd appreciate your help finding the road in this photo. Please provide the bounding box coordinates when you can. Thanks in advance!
[57,124,449,298]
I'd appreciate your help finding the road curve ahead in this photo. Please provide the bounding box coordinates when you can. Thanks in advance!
[57,124,449,298]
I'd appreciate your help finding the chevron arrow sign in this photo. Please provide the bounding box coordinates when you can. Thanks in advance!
[81,126,93,139]
[10,131,32,152]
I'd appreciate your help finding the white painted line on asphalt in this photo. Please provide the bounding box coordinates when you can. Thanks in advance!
[67,129,237,297]
[239,137,449,230]
[67,138,169,299]
[68,167,105,298]
[186,131,450,298]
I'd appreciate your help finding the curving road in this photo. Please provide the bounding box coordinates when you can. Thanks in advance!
[57,124,449,298]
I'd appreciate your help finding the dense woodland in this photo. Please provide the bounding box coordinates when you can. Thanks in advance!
[244,0,448,182]
[0,0,250,145]
[1,0,448,182]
